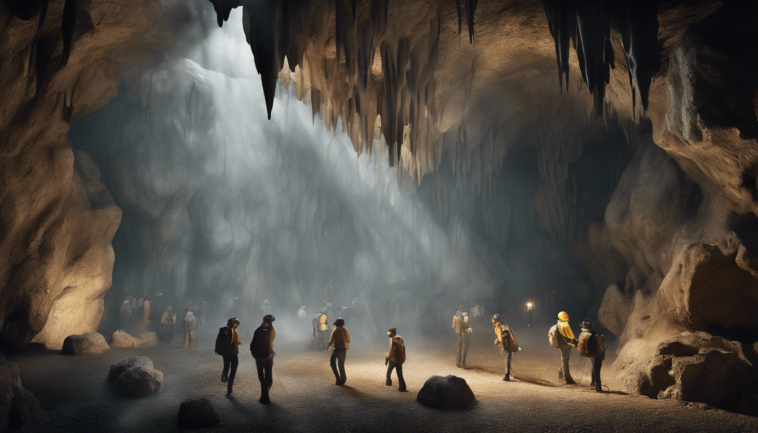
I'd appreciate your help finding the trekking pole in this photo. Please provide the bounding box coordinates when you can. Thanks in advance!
[273,365,290,400]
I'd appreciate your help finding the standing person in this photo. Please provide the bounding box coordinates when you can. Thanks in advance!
[216,318,241,396]
[119,297,132,329]
[549,311,578,384]
[250,314,276,404]
[260,300,272,316]
[385,327,406,392]
[326,317,350,385]
[314,309,329,349]
[452,307,470,368]
[183,309,198,349]
[136,295,152,330]
[525,302,535,327]
[298,306,307,318]
[160,306,176,343]
[577,320,605,392]
[492,314,519,381]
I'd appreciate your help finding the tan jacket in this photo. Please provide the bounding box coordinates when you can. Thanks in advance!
[452,316,468,334]
[327,327,350,350]
[386,336,406,364]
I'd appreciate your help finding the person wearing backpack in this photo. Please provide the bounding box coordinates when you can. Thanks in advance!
[160,306,176,343]
[214,318,240,396]
[492,314,519,381]
[549,311,578,384]
[452,309,470,368]
[251,314,276,404]
[326,318,350,385]
[578,320,605,392]
[385,327,406,392]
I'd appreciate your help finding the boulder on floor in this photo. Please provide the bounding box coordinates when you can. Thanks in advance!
[108,356,154,382]
[110,330,159,348]
[178,398,220,430]
[633,332,758,413]
[62,332,110,355]
[108,357,162,397]
[416,375,475,410]
[0,356,43,430]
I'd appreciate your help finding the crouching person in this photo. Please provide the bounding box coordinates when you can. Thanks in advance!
[578,320,605,392]
[492,314,519,381]
[385,327,406,392]
[251,314,276,404]
[326,318,350,385]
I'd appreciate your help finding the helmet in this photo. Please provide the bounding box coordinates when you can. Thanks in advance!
[492,314,501,321]
[558,311,569,321]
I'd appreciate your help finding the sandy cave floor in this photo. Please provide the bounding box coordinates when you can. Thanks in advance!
[10,319,758,433]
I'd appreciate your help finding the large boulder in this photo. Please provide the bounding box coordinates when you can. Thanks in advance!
[109,357,162,398]
[110,330,159,348]
[108,357,154,382]
[0,356,42,430]
[62,332,110,355]
[630,332,758,413]
[416,375,475,410]
[178,398,220,430]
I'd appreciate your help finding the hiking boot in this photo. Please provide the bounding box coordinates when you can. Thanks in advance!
[558,370,564,380]
[226,387,233,396]
[565,377,576,385]
[399,387,406,392]
[386,379,392,386]
[503,374,510,382]
[221,376,228,383]
[456,363,462,368]
[259,397,270,404]
[335,380,343,386]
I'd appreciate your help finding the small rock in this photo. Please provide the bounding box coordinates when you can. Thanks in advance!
[110,330,159,348]
[0,358,43,429]
[132,331,159,348]
[62,332,110,355]
[417,375,475,410]
[116,366,163,398]
[178,398,220,430]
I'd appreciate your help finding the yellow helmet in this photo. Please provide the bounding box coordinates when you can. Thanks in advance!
[557,311,569,321]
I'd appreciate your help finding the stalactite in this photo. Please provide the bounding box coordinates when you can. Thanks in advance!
[542,0,659,117]
[61,0,78,67]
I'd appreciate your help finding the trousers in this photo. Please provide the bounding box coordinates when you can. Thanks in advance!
[222,354,238,389]
[256,355,274,399]
[386,361,406,390]
[559,345,573,380]
[457,332,469,365]
[330,348,347,384]
[591,354,603,390]
[504,351,512,377]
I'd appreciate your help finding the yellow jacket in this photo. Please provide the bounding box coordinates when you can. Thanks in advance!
[327,327,351,350]
[557,321,575,340]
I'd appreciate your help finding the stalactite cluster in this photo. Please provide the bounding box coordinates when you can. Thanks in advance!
[2,0,79,92]
[542,0,660,116]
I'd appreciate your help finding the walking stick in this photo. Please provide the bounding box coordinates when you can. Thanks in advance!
[273,365,290,400]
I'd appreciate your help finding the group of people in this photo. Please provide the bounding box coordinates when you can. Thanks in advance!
[451,306,518,380]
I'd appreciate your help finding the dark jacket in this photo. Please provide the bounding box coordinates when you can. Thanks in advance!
[251,324,276,359]
[386,336,406,364]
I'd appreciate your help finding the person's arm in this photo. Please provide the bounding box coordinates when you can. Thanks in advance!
[386,340,394,365]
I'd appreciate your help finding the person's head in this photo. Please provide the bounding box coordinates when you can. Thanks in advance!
[167,306,173,312]
[581,319,593,330]
[333,318,345,327]
[228,317,241,329]
[262,314,275,326]
[387,327,397,338]
[353,296,359,301]
[492,313,501,324]
[459,305,464,312]
[558,311,569,322]
[143,294,148,299]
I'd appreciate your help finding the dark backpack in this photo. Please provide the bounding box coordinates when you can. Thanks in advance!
[577,330,597,357]
[215,327,233,356]
[250,326,272,359]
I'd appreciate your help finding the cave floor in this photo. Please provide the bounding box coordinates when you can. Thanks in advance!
[12,321,758,432]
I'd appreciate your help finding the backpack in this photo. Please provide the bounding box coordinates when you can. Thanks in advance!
[215,327,233,356]
[250,326,272,359]
[499,324,517,352]
[391,337,406,364]
[577,330,597,357]
[548,324,561,348]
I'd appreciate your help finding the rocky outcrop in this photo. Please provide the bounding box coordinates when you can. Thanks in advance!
[109,356,162,398]
[178,398,220,430]
[0,356,43,430]
[417,375,475,410]
[110,330,159,348]
[61,332,109,355]
[626,332,758,413]
[0,0,168,349]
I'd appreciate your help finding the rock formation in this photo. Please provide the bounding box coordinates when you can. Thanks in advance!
[417,375,475,410]
[110,330,159,348]
[178,398,221,430]
[108,356,163,398]
[0,355,42,430]
[61,332,109,355]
